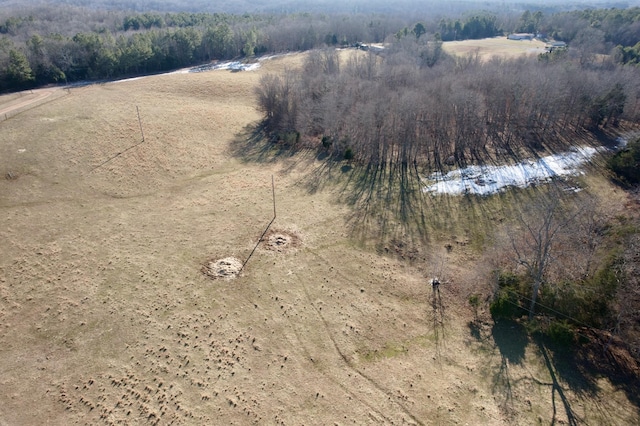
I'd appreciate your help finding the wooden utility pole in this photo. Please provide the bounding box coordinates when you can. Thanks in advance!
[137,105,145,142]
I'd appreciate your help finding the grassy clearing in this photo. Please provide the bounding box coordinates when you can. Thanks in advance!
[442,36,548,60]
[0,52,638,425]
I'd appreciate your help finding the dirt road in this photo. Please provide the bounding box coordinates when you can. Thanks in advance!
[0,88,60,119]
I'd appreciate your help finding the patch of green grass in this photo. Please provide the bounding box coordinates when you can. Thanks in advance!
[359,342,408,362]
[359,335,434,362]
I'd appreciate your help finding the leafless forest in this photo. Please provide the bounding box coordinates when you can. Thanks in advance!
[257,45,637,170]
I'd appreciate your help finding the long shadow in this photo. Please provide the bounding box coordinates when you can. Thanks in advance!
[537,330,640,421]
[481,318,640,425]
[489,320,529,411]
[302,153,435,247]
[533,336,584,426]
[228,123,299,164]
[431,283,447,361]
[229,123,590,253]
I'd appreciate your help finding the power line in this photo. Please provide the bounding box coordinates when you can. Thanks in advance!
[500,287,609,333]
[89,106,147,172]
[241,175,276,271]
[494,293,601,344]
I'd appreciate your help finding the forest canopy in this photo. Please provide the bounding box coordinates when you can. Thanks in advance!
[2,2,640,91]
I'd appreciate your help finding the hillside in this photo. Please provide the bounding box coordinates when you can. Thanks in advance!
[1,50,639,425]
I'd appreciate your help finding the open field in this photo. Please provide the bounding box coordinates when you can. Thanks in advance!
[1,52,639,425]
[442,37,548,60]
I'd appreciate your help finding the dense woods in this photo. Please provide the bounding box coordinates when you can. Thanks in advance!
[257,43,638,169]
[3,3,640,92]
[0,6,403,91]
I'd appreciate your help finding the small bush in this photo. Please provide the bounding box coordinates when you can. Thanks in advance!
[344,147,354,161]
[468,294,481,320]
[490,289,523,320]
[321,135,333,149]
[497,271,521,289]
[545,320,575,346]
[608,138,640,185]
[278,131,300,146]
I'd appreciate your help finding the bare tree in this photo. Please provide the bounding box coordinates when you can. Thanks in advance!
[510,197,573,319]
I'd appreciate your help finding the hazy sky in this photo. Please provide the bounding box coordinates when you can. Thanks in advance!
[3,0,640,15]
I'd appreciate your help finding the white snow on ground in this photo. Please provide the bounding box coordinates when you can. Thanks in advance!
[187,53,298,73]
[423,146,599,195]
[189,61,261,72]
[111,76,145,83]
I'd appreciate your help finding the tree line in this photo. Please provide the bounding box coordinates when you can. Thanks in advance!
[257,40,638,171]
[0,7,405,92]
[5,4,640,93]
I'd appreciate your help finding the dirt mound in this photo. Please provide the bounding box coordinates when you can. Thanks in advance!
[202,257,243,279]
[262,229,301,253]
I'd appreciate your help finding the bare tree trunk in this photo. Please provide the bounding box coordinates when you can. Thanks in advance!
[511,197,568,320]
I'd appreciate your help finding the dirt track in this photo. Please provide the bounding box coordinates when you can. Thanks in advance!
[0,88,59,118]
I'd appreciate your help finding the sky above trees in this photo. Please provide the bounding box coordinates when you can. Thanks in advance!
[3,0,639,15]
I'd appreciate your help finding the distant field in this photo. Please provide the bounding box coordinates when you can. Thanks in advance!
[0,51,637,425]
[442,37,548,60]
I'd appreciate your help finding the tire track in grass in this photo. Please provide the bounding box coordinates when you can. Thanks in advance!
[297,248,424,425]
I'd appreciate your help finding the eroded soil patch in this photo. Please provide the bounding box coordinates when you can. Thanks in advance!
[261,229,301,253]
[202,257,243,280]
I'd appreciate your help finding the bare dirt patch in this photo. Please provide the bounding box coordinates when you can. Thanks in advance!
[261,228,302,253]
[201,256,243,279]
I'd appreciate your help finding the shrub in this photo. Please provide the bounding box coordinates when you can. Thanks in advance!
[608,138,640,185]
[545,320,575,346]
[490,289,523,320]
[321,135,333,149]
[344,147,354,161]
[468,294,481,320]
[497,271,521,289]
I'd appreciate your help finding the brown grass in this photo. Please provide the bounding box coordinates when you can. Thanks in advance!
[442,36,547,61]
[0,52,638,425]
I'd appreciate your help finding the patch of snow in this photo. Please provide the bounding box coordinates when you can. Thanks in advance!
[423,146,599,195]
[614,132,640,150]
[189,61,261,73]
[111,76,145,83]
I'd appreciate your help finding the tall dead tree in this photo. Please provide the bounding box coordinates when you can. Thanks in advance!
[511,198,571,320]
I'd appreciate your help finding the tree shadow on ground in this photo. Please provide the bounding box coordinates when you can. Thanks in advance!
[470,319,583,422]
[488,319,529,413]
[536,329,640,424]
[300,153,435,250]
[229,123,294,163]
[229,123,585,254]
[470,317,640,425]
[532,334,587,426]
[431,284,447,361]
[492,319,528,365]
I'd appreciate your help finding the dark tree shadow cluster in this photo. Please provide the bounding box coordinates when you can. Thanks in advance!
[467,318,640,425]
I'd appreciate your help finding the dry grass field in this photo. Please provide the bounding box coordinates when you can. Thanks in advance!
[1,52,638,425]
[442,37,548,61]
